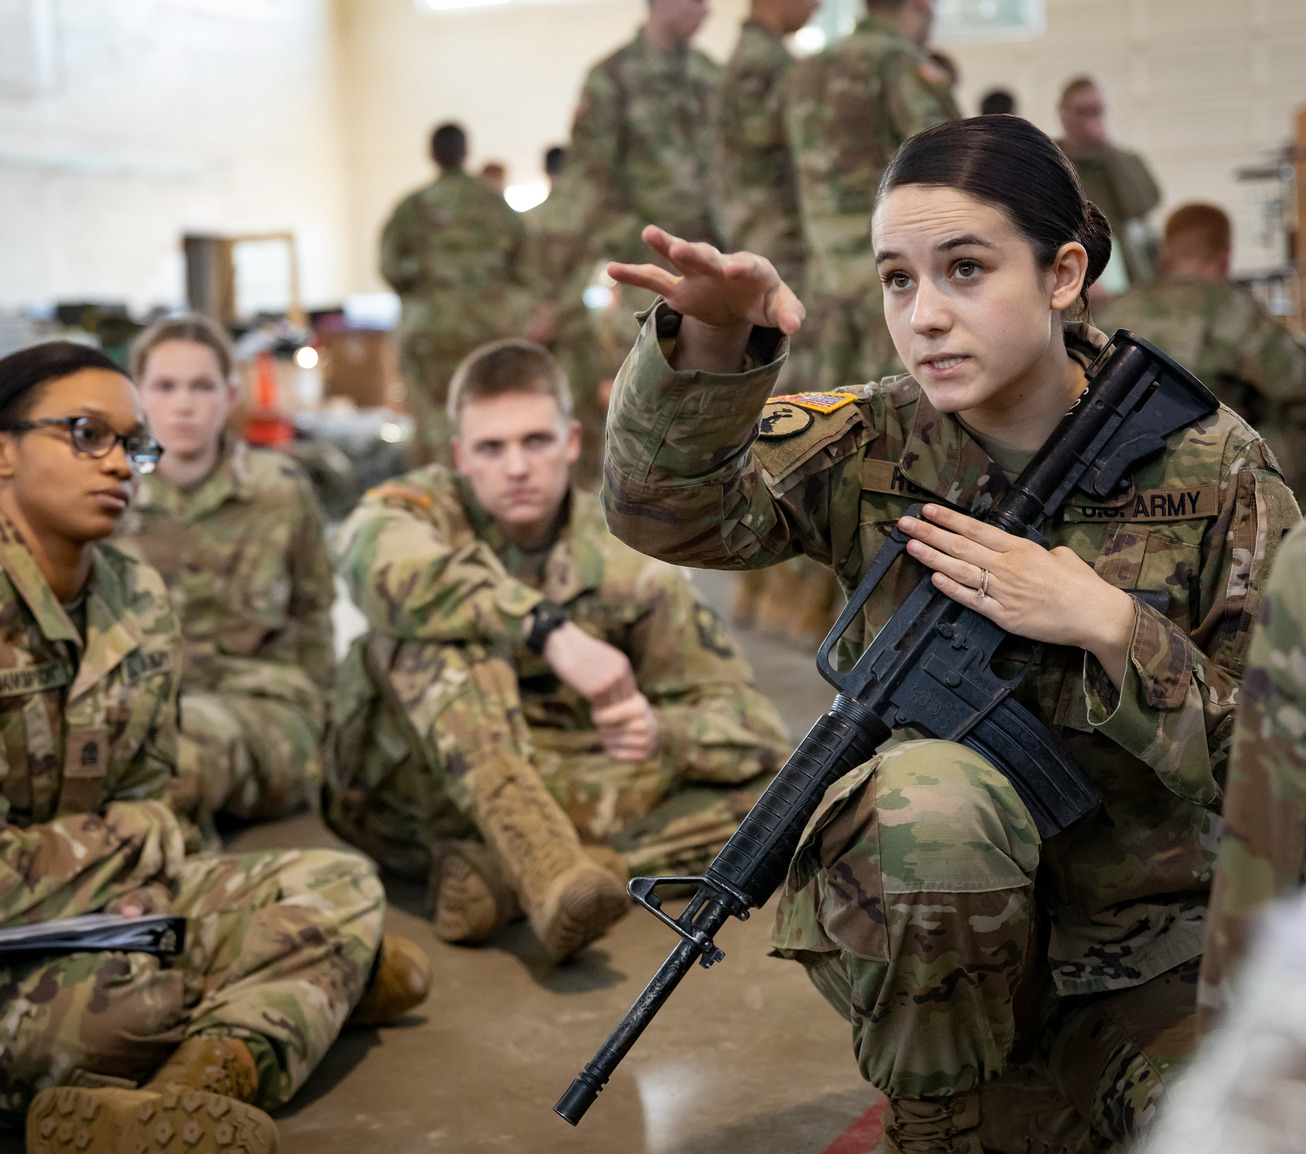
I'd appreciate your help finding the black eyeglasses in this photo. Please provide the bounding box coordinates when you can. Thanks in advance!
[7,415,164,474]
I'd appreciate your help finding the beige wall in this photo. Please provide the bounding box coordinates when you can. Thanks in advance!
[0,0,1301,312]
[0,0,348,311]
[333,0,747,294]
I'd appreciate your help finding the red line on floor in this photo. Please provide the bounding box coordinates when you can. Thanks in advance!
[821,1099,886,1154]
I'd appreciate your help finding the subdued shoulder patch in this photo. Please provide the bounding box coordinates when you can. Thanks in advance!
[757,403,813,440]
[769,390,858,415]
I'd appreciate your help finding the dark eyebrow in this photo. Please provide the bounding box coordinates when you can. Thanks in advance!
[876,235,997,265]
[67,406,147,435]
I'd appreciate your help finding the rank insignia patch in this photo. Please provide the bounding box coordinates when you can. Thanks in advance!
[768,391,857,415]
[757,403,814,439]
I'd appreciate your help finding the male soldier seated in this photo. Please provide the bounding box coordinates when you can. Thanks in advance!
[325,339,790,963]
[1097,202,1306,501]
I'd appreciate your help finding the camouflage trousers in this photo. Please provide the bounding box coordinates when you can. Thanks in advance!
[325,637,770,881]
[0,844,384,1125]
[772,740,1198,1150]
[180,691,323,822]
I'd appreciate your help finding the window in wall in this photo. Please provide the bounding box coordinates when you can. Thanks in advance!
[806,0,1043,53]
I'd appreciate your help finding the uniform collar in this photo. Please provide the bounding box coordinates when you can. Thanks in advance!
[740,19,784,40]
[137,435,250,521]
[896,324,1111,512]
[0,514,144,695]
[458,477,604,604]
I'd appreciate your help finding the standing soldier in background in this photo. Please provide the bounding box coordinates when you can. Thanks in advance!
[786,0,959,391]
[717,0,838,646]
[565,0,722,291]
[380,122,534,464]
[1097,203,1306,502]
[524,145,608,487]
[117,316,336,830]
[1057,76,1162,288]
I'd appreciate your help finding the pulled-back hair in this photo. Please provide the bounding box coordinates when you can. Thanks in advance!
[447,339,573,429]
[878,115,1113,310]
[0,341,128,429]
[129,313,235,383]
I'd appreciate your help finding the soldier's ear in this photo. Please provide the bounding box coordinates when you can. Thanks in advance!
[564,420,582,466]
[0,432,17,480]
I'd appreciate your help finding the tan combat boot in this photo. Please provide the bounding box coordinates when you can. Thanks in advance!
[428,839,522,945]
[885,1090,984,1154]
[348,934,432,1026]
[473,752,629,962]
[27,1037,277,1154]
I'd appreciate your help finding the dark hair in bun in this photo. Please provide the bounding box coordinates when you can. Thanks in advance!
[877,115,1113,311]
[0,341,129,430]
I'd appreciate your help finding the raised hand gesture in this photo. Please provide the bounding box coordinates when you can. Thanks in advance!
[607,225,805,336]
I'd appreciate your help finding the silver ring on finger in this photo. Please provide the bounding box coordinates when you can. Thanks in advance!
[978,568,991,599]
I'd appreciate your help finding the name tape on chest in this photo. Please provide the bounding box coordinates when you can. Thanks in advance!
[861,460,941,500]
[122,649,171,684]
[0,660,70,698]
[1065,484,1219,522]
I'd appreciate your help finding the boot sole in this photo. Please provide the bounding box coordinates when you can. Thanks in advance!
[27,1086,279,1154]
[540,869,630,963]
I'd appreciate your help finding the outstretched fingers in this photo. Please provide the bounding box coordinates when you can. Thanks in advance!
[606,260,682,296]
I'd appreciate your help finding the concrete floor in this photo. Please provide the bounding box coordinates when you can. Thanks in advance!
[5,571,887,1154]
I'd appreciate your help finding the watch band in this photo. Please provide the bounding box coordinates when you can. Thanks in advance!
[525,601,570,654]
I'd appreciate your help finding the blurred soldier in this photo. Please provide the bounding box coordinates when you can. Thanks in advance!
[325,340,789,963]
[0,342,427,1154]
[524,145,609,487]
[380,122,534,464]
[566,0,722,283]
[1097,203,1306,502]
[978,88,1016,116]
[1198,516,1306,1027]
[786,0,959,391]
[1057,76,1161,287]
[480,161,508,197]
[117,316,335,827]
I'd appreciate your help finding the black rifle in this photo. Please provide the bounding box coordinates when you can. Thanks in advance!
[0,914,186,960]
[555,332,1218,1125]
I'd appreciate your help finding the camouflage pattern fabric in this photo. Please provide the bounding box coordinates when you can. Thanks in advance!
[566,30,722,273]
[116,438,335,821]
[1059,142,1161,286]
[600,307,1301,1133]
[1096,273,1306,501]
[0,523,383,1125]
[325,467,790,879]
[1198,518,1306,1027]
[717,20,820,396]
[784,12,958,389]
[380,168,535,462]
[523,185,610,488]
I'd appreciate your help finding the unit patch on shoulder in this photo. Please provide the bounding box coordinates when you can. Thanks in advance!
[769,391,858,415]
[758,403,813,440]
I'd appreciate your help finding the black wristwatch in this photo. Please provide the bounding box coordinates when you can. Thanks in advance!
[525,600,570,654]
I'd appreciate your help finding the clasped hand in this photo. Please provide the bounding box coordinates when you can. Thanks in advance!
[543,621,659,762]
[900,504,1136,686]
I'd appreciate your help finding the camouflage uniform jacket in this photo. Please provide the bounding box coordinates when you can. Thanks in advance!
[380,167,535,346]
[602,305,1302,995]
[1058,141,1161,286]
[0,513,185,924]
[1096,273,1306,500]
[334,466,785,768]
[784,13,959,298]
[116,438,334,716]
[567,30,722,272]
[715,21,806,288]
[1199,518,1306,1021]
